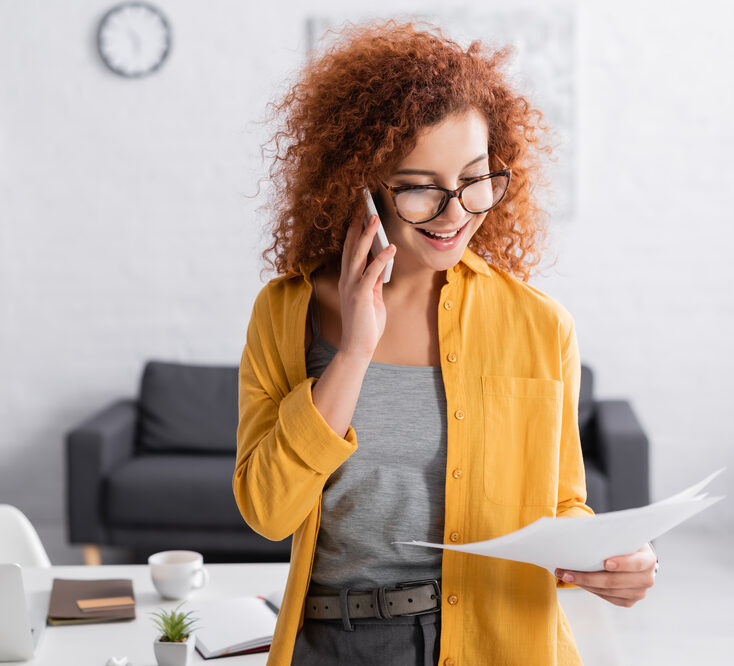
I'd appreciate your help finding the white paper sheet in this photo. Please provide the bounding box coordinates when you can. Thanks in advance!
[397,468,725,574]
[193,596,276,658]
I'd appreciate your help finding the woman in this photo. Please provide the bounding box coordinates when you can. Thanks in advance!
[233,20,657,665]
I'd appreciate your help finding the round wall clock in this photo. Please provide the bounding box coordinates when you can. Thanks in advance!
[97,2,171,78]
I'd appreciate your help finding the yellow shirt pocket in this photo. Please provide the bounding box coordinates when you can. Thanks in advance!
[481,375,563,507]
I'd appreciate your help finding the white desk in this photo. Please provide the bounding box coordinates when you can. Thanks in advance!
[14,563,290,666]
[13,563,619,666]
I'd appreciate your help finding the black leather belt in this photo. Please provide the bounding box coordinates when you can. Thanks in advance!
[305,579,441,630]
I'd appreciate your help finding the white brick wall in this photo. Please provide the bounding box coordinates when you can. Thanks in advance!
[1,0,730,535]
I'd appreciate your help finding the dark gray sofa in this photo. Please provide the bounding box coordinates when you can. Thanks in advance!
[65,360,292,564]
[577,364,650,513]
[65,360,649,564]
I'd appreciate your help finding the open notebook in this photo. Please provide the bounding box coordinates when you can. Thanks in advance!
[193,590,282,659]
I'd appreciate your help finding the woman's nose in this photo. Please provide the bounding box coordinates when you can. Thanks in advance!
[440,196,467,226]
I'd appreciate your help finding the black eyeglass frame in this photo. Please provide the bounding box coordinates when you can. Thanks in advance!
[378,169,512,225]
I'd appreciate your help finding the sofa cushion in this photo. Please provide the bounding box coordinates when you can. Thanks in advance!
[138,361,238,453]
[106,454,243,529]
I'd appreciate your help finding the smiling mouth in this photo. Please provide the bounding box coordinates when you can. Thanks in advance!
[416,221,469,240]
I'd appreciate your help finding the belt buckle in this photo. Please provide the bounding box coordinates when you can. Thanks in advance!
[394,578,441,616]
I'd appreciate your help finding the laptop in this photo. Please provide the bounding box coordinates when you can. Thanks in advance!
[0,563,47,661]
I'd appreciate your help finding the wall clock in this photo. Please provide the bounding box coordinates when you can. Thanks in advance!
[97,2,171,78]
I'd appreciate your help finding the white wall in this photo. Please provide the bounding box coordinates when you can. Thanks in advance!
[1,0,731,532]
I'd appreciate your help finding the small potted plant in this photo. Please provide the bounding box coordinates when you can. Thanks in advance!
[150,602,200,666]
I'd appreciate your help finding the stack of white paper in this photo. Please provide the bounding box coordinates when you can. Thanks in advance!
[398,468,725,574]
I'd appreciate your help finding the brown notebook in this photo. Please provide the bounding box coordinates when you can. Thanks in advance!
[47,578,136,625]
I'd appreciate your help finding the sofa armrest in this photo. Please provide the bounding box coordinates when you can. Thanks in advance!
[595,400,650,511]
[65,399,137,544]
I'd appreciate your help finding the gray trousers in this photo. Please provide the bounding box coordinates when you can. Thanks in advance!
[291,611,441,666]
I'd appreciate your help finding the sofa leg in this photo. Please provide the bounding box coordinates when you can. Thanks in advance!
[82,544,102,566]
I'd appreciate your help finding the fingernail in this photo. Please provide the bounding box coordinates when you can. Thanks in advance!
[371,216,378,225]
[563,573,575,582]
[606,560,618,570]
[554,569,562,578]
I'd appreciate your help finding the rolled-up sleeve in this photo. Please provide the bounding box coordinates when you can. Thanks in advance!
[232,291,358,542]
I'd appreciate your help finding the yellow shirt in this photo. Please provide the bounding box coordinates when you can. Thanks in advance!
[233,246,594,665]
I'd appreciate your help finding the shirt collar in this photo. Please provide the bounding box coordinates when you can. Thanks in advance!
[295,245,491,280]
[458,246,492,277]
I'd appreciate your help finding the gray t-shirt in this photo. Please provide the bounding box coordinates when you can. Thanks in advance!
[306,292,446,589]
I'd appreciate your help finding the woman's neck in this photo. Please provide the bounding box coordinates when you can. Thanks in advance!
[315,256,449,305]
[382,258,449,304]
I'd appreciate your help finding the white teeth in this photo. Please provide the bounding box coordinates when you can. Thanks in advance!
[423,227,460,239]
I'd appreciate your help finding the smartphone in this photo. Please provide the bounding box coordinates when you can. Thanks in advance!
[363,187,393,283]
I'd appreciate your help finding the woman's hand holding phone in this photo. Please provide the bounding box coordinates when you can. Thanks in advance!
[310,209,396,439]
[338,208,397,361]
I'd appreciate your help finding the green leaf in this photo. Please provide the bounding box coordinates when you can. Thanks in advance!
[149,602,200,642]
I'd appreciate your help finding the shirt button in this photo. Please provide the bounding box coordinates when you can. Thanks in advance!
[449,532,460,542]
[454,409,465,420]
[452,468,463,479]
[447,594,458,605]
[445,659,456,666]
[447,352,457,363]
[443,300,454,310]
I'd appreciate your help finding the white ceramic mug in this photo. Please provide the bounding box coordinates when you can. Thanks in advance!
[148,550,210,600]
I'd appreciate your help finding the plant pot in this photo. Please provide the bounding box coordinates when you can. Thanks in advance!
[153,632,196,666]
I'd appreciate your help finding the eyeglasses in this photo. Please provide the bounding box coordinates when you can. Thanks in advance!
[379,169,512,224]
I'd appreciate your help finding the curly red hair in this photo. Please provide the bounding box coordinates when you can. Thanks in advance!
[259,19,554,282]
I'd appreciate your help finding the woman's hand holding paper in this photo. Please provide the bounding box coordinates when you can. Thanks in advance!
[555,542,658,607]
